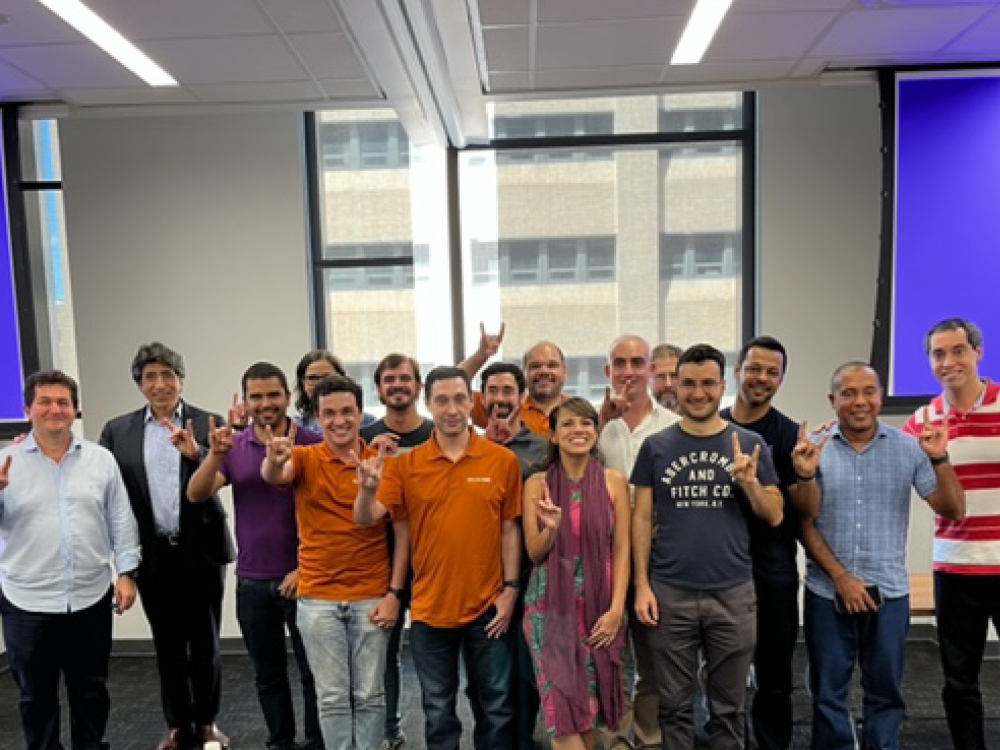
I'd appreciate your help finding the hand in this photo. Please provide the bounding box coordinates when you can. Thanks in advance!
[634,583,659,626]
[834,572,878,614]
[791,421,832,478]
[0,454,11,491]
[352,441,389,491]
[278,569,299,599]
[588,608,624,649]
[229,393,248,430]
[207,415,234,456]
[535,481,563,532]
[114,575,137,614]
[485,586,517,638]
[477,321,505,359]
[368,432,400,457]
[599,386,628,425]
[918,406,950,460]
[164,419,200,460]
[369,593,401,629]
[731,431,761,487]
[484,405,520,445]
[265,422,297,467]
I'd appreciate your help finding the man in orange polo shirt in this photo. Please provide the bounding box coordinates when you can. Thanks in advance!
[262,375,408,750]
[460,323,568,438]
[355,366,523,750]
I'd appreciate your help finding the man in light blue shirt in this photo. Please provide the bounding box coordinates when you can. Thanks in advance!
[0,369,141,750]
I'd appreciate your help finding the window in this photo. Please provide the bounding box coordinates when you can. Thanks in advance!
[320,119,410,171]
[471,237,616,286]
[660,233,740,279]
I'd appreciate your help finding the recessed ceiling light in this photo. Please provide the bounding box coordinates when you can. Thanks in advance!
[38,0,178,86]
[671,0,734,66]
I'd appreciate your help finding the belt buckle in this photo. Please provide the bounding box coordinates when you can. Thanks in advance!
[165,532,181,547]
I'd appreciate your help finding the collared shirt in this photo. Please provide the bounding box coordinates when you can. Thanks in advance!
[805,422,937,600]
[471,392,566,438]
[143,403,182,536]
[599,400,680,479]
[0,433,141,613]
[505,425,548,481]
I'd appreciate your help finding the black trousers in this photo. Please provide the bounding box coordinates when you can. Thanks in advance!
[750,576,799,750]
[1,588,113,750]
[139,542,226,731]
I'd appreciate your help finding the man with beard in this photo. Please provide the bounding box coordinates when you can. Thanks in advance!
[187,362,323,750]
[598,334,679,750]
[652,343,683,413]
[632,344,783,749]
[361,353,433,750]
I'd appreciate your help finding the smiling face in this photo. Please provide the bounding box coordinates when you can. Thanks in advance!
[524,343,567,403]
[303,360,339,399]
[606,337,652,404]
[652,354,679,410]
[551,403,598,457]
[677,359,725,423]
[829,366,882,437]
[735,346,785,409]
[139,363,182,416]
[244,376,289,430]
[317,390,361,450]
[482,372,521,420]
[27,384,76,438]
[929,327,982,395]
[377,362,421,412]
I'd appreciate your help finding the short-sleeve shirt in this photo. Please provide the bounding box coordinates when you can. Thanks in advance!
[471,392,562,438]
[599,401,680,481]
[291,441,389,601]
[805,422,937,600]
[630,422,778,590]
[721,406,800,583]
[219,425,321,580]
[376,429,523,627]
[361,418,434,452]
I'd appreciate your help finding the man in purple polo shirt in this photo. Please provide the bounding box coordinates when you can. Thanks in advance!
[188,362,323,750]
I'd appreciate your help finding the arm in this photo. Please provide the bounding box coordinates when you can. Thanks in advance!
[458,322,504,378]
[789,478,820,521]
[522,473,559,564]
[632,486,657,626]
[105,456,141,614]
[800,515,877,614]
[732,432,783,527]
[260,423,297,489]
[589,470,631,649]
[370,520,411,628]
[789,421,832,521]
[189,415,232,503]
[925,460,966,521]
[353,445,392,527]
[483,518,522,640]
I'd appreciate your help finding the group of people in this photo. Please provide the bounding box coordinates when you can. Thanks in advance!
[0,315,996,750]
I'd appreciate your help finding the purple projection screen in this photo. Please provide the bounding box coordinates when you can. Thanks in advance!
[0,113,23,422]
[891,71,1000,397]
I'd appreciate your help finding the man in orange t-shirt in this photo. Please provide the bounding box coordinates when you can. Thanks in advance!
[355,366,523,750]
[263,375,408,750]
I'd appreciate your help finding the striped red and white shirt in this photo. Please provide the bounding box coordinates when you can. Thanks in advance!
[905,379,1000,575]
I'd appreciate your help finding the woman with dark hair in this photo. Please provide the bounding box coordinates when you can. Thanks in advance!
[293,350,375,432]
[523,397,631,750]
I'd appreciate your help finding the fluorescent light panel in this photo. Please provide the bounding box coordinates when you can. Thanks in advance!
[670,0,734,66]
[38,0,178,86]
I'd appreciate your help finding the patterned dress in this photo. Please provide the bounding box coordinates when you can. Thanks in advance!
[523,482,621,735]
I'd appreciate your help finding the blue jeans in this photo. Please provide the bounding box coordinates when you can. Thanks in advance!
[384,588,409,741]
[236,578,322,749]
[410,607,513,750]
[804,590,909,750]
[297,597,389,750]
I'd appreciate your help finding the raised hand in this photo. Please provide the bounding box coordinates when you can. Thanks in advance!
[477,321,505,359]
[791,421,832,479]
[207,415,234,456]
[265,422,297,467]
[353,441,389,491]
[536,481,563,532]
[599,386,628,425]
[732,431,761,486]
[0,454,11,491]
[229,393,248,430]
[485,404,520,445]
[164,418,199,460]
[368,432,400,457]
[918,406,950,460]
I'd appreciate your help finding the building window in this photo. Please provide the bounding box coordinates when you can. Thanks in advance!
[324,243,415,292]
[471,237,616,286]
[320,120,410,171]
[660,233,739,279]
[494,113,613,164]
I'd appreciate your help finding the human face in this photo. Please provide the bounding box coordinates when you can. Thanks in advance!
[482,373,521,420]
[427,377,472,438]
[606,339,652,403]
[140,363,182,415]
[26,384,76,437]
[244,377,290,430]
[652,355,679,410]
[829,367,882,437]
[317,391,361,449]
[377,363,420,411]
[676,360,725,423]
[735,347,785,409]
[551,407,598,458]
[524,344,567,402]
[303,360,338,399]
[929,328,982,394]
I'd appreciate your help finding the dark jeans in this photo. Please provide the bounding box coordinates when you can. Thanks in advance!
[804,590,908,750]
[236,577,322,749]
[1,588,113,750]
[935,571,1000,750]
[384,588,410,741]
[751,576,799,750]
[410,607,513,750]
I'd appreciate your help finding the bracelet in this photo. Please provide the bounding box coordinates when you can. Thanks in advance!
[503,579,522,591]
[930,453,949,466]
[386,587,404,599]
[795,471,816,482]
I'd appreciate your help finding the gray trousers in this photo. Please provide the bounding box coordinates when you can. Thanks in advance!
[647,579,756,750]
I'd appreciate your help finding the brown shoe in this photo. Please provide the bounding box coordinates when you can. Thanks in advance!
[195,724,230,749]
[156,728,191,750]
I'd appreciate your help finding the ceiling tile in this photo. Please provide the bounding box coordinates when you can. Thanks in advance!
[141,35,307,84]
[479,0,531,26]
[0,43,144,88]
[707,12,838,60]
[539,0,688,23]
[0,57,48,90]
[258,0,342,34]
[663,60,797,84]
[484,27,530,71]
[537,18,683,68]
[87,0,272,39]
[0,0,85,45]
[318,78,381,99]
[188,81,323,103]
[488,70,532,91]
[735,0,852,11]
[946,8,1000,52]
[812,7,992,56]
[535,65,665,89]
[287,32,367,79]
[60,86,198,105]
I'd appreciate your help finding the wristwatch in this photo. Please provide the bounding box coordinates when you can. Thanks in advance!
[503,579,522,591]
[120,569,138,582]
[387,587,404,599]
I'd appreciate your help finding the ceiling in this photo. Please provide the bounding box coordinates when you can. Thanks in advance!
[1,0,999,143]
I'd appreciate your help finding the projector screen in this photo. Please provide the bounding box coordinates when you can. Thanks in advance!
[0,112,25,426]
[874,68,1000,405]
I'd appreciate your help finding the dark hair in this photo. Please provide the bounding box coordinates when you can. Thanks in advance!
[829,360,880,394]
[543,397,602,468]
[522,341,566,367]
[737,335,788,373]
[25,370,80,410]
[924,318,983,354]
[295,350,346,418]
[678,344,726,377]
[241,362,289,395]
[312,374,363,412]
[424,366,471,401]
[374,353,422,386]
[481,361,527,396]
[651,343,683,361]
[131,342,185,384]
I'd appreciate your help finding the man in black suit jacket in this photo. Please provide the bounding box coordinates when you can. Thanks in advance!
[99,342,235,750]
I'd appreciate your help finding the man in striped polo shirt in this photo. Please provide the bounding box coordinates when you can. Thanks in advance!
[905,317,1000,750]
